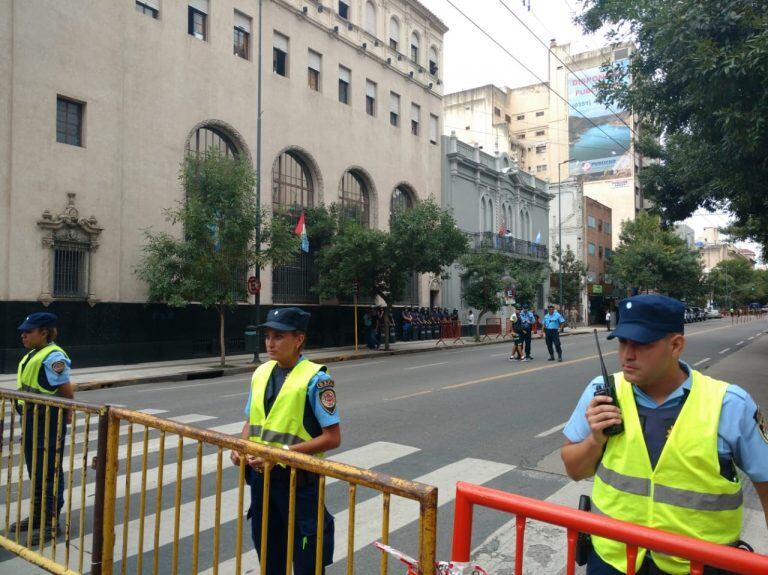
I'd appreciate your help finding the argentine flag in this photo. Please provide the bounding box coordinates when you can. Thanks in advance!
[294,212,310,253]
[535,230,541,244]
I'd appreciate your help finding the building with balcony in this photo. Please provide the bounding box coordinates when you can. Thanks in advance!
[0,0,448,371]
[441,133,551,318]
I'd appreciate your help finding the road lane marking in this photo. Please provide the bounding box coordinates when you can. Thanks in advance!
[220,391,249,398]
[693,358,710,367]
[388,389,434,401]
[535,422,567,438]
[749,337,754,340]
[168,413,217,424]
[403,362,447,370]
[737,341,745,346]
[719,348,731,354]
[137,408,168,415]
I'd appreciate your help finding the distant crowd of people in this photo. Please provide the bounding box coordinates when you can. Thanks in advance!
[362,306,461,348]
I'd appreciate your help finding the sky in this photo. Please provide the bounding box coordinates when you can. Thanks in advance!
[418,0,762,262]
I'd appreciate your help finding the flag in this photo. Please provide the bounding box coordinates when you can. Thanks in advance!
[535,230,541,244]
[294,212,309,253]
[498,223,507,236]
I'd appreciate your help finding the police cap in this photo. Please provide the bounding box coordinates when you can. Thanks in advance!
[607,294,684,344]
[18,312,58,331]
[259,307,311,332]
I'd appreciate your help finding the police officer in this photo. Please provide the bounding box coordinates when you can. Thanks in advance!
[518,304,536,360]
[402,307,413,341]
[543,304,566,362]
[13,312,74,545]
[561,295,768,575]
[232,308,340,575]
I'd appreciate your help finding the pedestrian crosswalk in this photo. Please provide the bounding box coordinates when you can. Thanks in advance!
[2,409,766,575]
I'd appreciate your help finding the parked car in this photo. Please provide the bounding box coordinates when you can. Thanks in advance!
[692,306,706,321]
[706,307,722,319]
[684,307,694,323]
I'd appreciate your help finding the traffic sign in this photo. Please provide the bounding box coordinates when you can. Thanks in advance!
[247,276,261,295]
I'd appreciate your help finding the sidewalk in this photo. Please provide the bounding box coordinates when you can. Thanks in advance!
[0,327,596,391]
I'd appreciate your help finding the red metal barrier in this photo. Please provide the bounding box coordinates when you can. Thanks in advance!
[451,482,768,575]
[436,321,463,347]
[481,318,502,341]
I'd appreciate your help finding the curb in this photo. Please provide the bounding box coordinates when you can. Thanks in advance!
[75,329,593,391]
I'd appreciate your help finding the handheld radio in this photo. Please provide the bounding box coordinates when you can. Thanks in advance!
[593,329,624,436]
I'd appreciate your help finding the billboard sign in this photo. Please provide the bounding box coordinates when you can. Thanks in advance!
[568,59,632,181]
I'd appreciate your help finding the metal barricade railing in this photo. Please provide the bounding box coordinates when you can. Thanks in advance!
[450,481,768,575]
[0,389,109,575]
[480,318,502,341]
[436,321,463,347]
[100,408,438,575]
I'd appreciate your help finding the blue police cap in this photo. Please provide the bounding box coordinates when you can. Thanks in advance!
[607,295,685,343]
[259,307,310,332]
[18,312,58,331]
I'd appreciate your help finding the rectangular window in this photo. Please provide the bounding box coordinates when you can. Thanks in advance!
[56,96,84,147]
[234,11,251,59]
[494,107,501,117]
[535,130,545,136]
[597,219,603,231]
[599,246,604,258]
[135,0,159,18]
[588,243,596,256]
[505,114,511,123]
[535,110,544,117]
[516,114,525,120]
[365,80,377,116]
[535,144,546,154]
[429,114,439,145]
[605,223,612,234]
[273,32,289,76]
[389,38,398,51]
[308,50,321,91]
[188,1,208,40]
[53,241,88,298]
[587,215,596,228]
[605,248,613,259]
[536,164,547,173]
[517,133,525,140]
[338,66,350,104]
[390,92,400,127]
[410,103,420,136]
[338,1,349,19]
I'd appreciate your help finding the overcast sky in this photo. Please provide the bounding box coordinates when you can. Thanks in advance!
[419,0,762,261]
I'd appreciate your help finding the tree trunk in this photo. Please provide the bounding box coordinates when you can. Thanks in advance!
[218,305,226,367]
[475,309,488,342]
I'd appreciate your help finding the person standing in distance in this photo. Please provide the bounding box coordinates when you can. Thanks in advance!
[232,307,340,575]
[561,295,768,575]
[14,312,74,545]
[518,304,536,360]
[605,308,612,332]
[542,304,566,362]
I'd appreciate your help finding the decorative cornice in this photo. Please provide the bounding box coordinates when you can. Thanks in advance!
[38,193,103,248]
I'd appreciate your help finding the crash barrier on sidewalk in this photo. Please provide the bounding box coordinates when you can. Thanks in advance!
[436,321,463,347]
[0,388,438,575]
[450,481,768,575]
[480,319,502,341]
[0,389,110,575]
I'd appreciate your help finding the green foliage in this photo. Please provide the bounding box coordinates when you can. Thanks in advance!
[549,247,588,309]
[505,258,549,308]
[578,0,768,250]
[316,198,468,349]
[608,212,705,300]
[135,151,299,365]
[707,258,765,308]
[459,245,507,339]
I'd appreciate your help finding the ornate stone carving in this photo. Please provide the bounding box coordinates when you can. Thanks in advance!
[37,193,103,249]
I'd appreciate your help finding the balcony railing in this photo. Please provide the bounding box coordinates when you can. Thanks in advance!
[470,232,549,262]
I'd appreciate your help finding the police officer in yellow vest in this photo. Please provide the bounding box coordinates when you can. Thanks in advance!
[14,312,74,545]
[561,295,768,575]
[231,307,340,575]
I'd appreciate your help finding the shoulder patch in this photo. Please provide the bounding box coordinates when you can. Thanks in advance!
[51,361,66,375]
[319,389,337,415]
[316,378,335,390]
[755,407,768,444]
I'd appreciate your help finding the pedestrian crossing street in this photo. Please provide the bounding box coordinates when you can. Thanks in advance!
[2,407,767,575]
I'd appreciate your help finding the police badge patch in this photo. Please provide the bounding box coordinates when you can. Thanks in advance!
[319,389,336,415]
[755,408,768,444]
[51,361,66,374]
[316,379,335,390]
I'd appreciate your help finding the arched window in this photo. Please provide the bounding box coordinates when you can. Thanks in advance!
[410,31,420,63]
[186,126,239,157]
[389,17,400,51]
[340,170,370,227]
[365,1,376,35]
[272,151,314,224]
[428,46,439,76]
[390,184,414,218]
[483,197,493,233]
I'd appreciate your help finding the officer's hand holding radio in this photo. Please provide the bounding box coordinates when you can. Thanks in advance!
[584,395,622,446]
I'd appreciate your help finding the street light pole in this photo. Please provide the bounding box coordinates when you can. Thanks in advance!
[252,0,263,364]
[556,158,574,311]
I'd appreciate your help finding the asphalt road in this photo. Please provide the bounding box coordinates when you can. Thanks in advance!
[3,317,766,574]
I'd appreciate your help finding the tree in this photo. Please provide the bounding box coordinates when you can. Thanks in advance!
[458,245,508,341]
[549,246,588,310]
[707,258,761,309]
[578,0,768,250]
[136,151,299,366]
[608,212,705,300]
[316,198,468,350]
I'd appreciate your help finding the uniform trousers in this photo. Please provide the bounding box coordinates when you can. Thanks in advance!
[587,548,739,575]
[18,404,67,522]
[544,328,562,358]
[248,466,334,575]
[520,328,532,357]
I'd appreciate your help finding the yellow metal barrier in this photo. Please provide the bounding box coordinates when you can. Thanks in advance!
[0,389,109,575]
[98,408,437,575]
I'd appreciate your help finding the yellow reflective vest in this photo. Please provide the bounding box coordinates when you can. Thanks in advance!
[592,370,742,574]
[248,359,326,458]
[17,344,68,397]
